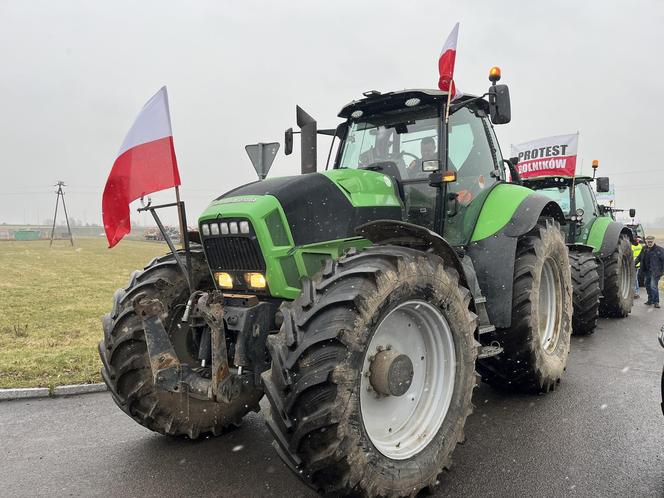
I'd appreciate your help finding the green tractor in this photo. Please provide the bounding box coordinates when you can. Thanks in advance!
[521,171,636,335]
[100,72,574,497]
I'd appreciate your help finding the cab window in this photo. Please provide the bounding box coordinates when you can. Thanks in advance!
[443,106,500,245]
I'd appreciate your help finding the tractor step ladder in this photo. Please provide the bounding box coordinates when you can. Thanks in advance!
[474,295,501,357]
[460,255,501,358]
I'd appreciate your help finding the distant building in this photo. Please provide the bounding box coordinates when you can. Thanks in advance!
[14,230,41,241]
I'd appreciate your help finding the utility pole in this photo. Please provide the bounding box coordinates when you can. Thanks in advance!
[49,181,74,247]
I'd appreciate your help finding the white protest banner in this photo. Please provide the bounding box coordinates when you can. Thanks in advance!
[511,133,579,178]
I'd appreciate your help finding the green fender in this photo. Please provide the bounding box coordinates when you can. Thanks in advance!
[586,217,635,258]
[470,183,566,242]
[467,183,566,328]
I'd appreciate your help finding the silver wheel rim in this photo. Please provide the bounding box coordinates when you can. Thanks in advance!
[359,300,456,460]
[619,255,631,300]
[539,258,561,353]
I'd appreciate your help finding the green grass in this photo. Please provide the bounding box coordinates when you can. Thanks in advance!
[0,238,167,388]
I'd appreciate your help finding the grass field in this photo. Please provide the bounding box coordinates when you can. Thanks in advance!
[0,238,167,388]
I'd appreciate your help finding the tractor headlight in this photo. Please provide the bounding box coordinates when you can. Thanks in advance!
[229,222,239,234]
[210,223,219,235]
[245,272,266,289]
[201,224,210,236]
[220,222,229,235]
[239,221,250,234]
[215,272,233,289]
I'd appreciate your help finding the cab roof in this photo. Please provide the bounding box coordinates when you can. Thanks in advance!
[522,176,594,187]
[338,89,484,119]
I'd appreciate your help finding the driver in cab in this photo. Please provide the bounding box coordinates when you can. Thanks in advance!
[407,137,437,179]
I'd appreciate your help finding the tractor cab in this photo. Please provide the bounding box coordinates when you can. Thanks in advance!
[522,176,601,242]
[333,88,509,245]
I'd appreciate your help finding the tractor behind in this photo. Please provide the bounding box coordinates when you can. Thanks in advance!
[522,171,636,335]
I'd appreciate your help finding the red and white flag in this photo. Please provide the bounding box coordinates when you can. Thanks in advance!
[102,87,181,248]
[438,22,460,99]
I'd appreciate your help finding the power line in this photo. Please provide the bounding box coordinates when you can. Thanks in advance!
[49,181,74,247]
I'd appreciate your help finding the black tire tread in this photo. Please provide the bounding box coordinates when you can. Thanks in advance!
[477,219,573,393]
[570,251,601,335]
[262,245,478,497]
[599,236,635,318]
[99,249,261,438]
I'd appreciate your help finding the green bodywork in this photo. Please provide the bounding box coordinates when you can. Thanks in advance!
[584,216,612,252]
[470,184,533,242]
[198,169,394,299]
[199,169,542,299]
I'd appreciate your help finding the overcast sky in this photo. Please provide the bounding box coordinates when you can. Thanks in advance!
[2,0,663,228]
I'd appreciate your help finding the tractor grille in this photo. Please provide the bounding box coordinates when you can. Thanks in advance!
[201,219,265,271]
[203,236,265,271]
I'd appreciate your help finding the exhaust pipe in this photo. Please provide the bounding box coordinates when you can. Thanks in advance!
[296,106,317,174]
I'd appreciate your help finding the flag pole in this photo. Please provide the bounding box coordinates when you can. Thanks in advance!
[174,184,192,288]
[444,83,453,125]
[443,82,453,174]
[174,185,186,250]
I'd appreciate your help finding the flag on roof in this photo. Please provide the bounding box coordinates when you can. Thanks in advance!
[438,22,460,99]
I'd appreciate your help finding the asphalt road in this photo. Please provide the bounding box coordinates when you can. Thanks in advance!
[2,304,663,498]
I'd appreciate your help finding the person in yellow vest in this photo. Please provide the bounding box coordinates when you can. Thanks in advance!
[633,237,643,299]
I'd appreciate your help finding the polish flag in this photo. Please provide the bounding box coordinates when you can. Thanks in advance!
[438,22,460,99]
[102,87,181,248]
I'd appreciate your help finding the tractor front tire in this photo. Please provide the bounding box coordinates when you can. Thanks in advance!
[570,251,601,335]
[262,246,478,497]
[478,219,573,393]
[599,236,635,318]
[99,250,262,438]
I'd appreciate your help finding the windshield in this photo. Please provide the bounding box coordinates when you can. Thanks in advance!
[538,186,572,214]
[337,105,440,181]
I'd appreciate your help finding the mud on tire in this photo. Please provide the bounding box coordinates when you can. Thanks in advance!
[99,250,262,438]
[261,246,478,497]
[477,219,573,393]
[599,235,635,318]
[570,251,601,335]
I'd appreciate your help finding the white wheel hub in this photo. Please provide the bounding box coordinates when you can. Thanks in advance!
[359,300,456,460]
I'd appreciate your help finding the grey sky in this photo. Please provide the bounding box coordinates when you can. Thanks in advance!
[2,0,663,227]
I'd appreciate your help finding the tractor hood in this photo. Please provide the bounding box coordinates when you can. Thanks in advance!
[211,170,402,246]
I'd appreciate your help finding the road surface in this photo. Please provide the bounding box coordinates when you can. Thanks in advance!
[2,304,663,497]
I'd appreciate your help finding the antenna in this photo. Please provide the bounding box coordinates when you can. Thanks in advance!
[49,181,74,247]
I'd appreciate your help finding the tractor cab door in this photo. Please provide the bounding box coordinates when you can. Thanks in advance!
[442,106,504,245]
[398,105,504,237]
[573,182,599,241]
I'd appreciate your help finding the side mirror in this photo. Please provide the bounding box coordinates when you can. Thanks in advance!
[629,208,636,218]
[488,84,511,124]
[284,128,293,155]
[596,176,610,193]
[503,158,521,185]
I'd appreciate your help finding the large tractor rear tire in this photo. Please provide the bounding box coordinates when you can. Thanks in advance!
[570,251,601,335]
[99,250,262,438]
[477,219,573,393]
[599,236,635,318]
[262,246,478,497]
